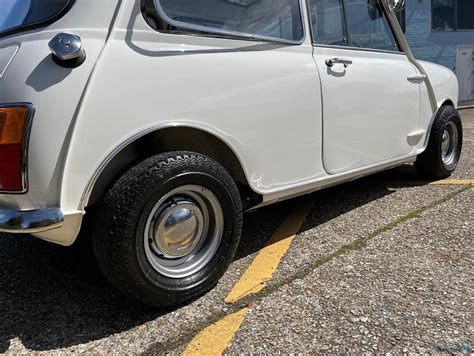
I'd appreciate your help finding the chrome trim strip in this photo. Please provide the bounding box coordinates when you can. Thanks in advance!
[412,98,456,154]
[0,44,20,79]
[79,123,252,210]
[0,208,64,233]
[421,108,441,150]
[251,153,417,210]
[0,103,35,194]
[313,43,405,56]
[306,0,437,112]
[152,0,307,45]
[305,0,405,55]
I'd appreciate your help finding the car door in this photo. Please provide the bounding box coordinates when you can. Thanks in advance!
[308,0,421,175]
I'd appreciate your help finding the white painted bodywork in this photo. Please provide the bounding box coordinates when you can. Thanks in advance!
[0,0,459,245]
[313,47,420,174]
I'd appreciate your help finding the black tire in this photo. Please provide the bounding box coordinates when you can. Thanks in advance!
[92,152,242,307]
[415,105,463,179]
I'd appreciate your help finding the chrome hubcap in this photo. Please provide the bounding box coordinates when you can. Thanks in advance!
[144,185,223,279]
[441,121,459,167]
[441,131,449,155]
[153,198,204,258]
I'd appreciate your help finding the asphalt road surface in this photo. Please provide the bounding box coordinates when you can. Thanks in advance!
[1,109,473,354]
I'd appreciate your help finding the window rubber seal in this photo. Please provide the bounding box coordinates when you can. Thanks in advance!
[0,0,76,39]
[151,0,306,45]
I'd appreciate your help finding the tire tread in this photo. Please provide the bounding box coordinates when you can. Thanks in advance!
[415,105,463,179]
[92,151,242,307]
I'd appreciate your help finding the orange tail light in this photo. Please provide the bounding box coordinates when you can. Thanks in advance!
[0,105,32,192]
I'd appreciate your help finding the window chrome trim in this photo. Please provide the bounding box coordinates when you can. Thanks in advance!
[80,122,252,210]
[306,0,404,54]
[152,0,307,45]
[0,103,35,194]
[313,43,405,55]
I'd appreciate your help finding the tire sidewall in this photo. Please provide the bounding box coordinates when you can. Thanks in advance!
[132,171,239,295]
[93,152,243,306]
[443,114,463,171]
[436,109,463,172]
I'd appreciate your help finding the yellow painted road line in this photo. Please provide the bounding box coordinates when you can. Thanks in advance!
[225,200,313,304]
[182,308,249,356]
[429,179,474,186]
[183,200,312,355]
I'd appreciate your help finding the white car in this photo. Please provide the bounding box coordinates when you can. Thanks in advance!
[0,0,463,306]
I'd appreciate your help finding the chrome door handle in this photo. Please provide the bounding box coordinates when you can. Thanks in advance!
[407,74,427,81]
[325,57,353,68]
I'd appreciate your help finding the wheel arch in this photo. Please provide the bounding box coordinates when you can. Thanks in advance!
[82,125,262,210]
[440,98,456,108]
[421,98,459,152]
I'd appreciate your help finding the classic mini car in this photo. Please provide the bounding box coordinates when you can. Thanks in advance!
[0,0,463,306]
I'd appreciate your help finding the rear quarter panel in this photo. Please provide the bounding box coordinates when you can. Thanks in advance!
[0,0,119,211]
[61,0,325,212]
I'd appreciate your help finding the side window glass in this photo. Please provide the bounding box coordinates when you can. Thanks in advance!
[255,6,299,40]
[344,0,400,52]
[308,0,346,46]
[0,0,73,37]
[155,0,304,43]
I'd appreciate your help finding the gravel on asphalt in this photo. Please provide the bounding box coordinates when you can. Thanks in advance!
[226,188,473,354]
[1,110,473,354]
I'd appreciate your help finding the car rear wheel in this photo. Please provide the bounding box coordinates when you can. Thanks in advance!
[415,105,463,179]
[92,152,242,307]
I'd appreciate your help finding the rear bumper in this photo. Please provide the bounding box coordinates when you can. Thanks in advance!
[0,208,64,233]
